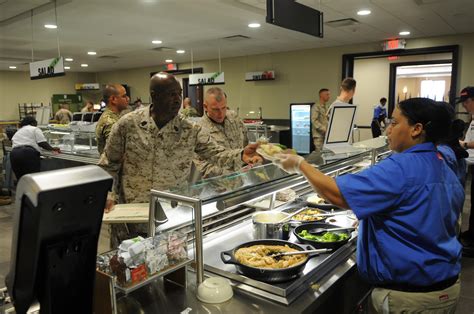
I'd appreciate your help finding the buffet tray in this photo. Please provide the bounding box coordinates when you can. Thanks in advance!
[202,217,356,305]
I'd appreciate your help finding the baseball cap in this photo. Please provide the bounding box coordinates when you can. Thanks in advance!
[456,86,474,104]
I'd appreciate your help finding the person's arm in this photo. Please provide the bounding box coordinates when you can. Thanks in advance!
[311,106,326,134]
[98,122,125,212]
[38,141,60,152]
[275,154,348,207]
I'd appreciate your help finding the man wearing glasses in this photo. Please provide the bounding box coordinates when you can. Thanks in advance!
[96,84,130,154]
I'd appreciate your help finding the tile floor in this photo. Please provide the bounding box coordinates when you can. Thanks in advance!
[0,189,474,313]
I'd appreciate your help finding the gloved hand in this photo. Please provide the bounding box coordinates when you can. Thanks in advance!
[273,153,304,174]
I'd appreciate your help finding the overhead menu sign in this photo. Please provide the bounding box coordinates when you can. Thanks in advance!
[189,72,224,86]
[29,57,65,80]
[75,83,100,90]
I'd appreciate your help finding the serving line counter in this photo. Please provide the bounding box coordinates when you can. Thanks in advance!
[106,138,389,313]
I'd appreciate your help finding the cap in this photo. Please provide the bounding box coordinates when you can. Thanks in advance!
[456,86,474,104]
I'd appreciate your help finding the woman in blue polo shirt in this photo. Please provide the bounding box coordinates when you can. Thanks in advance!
[274,98,463,313]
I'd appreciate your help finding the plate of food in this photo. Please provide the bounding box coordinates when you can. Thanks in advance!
[256,143,296,162]
[306,194,341,211]
[294,223,351,249]
[291,207,327,223]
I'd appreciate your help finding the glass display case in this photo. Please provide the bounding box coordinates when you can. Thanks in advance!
[42,125,100,159]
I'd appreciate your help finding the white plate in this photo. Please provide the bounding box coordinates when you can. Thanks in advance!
[256,148,280,162]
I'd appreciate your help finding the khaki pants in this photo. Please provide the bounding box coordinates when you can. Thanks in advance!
[369,280,460,314]
[313,137,324,152]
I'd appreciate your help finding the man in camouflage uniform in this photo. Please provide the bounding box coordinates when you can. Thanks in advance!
[99,72,261,245]
[311,88,331,151]
[54,104,73,124]
[95,84,130,154]
[194,87,248,178]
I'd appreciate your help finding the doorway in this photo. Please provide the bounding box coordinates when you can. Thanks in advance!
[390,60,452,104]
[182,78,204,116]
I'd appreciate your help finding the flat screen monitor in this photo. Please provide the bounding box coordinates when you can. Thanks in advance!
[325,105,357,144]
[266,0,323,38]
[6,166,112,314]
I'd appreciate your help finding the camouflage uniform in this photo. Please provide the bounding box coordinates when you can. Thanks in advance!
[181,107,199,118]
[95,108,121,154]
[99,105,244,204]
[54,108,72,124]
[311,102,330,151]
[99,106,244,247]
[194,111,248,178]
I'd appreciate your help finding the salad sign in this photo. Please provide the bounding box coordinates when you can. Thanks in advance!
[189,72,224,86]
[29,57,65,80]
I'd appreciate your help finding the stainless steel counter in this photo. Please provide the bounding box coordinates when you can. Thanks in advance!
[115,252,365,313]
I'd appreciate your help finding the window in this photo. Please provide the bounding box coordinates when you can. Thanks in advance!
[420,80,446,101]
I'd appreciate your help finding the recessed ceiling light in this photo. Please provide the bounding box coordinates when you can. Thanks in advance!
[399,31,411,36]
[65,57,73,62]
[152,40,162,44]
[9,66,16,69]
[87,51,97,55]
[64,66,71,70]
[165,59,173,63]
[357,10,371,16]
[81,64,88,67]
[176,50,185,54]
[44,24,57,29]
[248,23,261,28]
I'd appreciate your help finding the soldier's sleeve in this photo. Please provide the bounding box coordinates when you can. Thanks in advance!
[194,156,226,179]
[194,125,243,171]
[98,120,125,202]
[240,119,249,147]
[311,106,326,134]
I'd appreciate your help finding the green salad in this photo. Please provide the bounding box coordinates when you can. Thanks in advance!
[298,230,349,242]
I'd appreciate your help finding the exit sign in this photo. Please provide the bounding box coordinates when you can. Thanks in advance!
[383,39,406,51]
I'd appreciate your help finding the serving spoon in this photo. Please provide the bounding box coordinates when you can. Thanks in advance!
[269,248,331,257]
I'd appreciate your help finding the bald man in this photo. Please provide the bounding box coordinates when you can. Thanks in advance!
[95,84,130,154]
[98,72,260,243]
[195,87,248,178]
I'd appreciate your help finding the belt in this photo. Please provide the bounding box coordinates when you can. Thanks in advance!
[13,145,36,150]
[375,275,459,293]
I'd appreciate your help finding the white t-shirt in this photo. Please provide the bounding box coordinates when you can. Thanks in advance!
[12,125,47,152]
[464,119,474,165]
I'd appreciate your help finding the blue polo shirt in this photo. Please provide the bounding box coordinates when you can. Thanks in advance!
[373,104,387,120]
[336,142,463,286]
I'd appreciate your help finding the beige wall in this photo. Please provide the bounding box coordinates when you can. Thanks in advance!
[3,32,474,121]
[0,71,97,120]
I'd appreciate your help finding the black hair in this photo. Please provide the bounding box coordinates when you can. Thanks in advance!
[397,98,452,143]
[20,116,38,127]
[380,97,387,103]
[319,88,329,94]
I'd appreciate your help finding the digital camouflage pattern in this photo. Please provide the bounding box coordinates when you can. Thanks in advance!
[95,108,121,154]
[98,106,243,204]
[194,111,248,178]
[311,102,330,151]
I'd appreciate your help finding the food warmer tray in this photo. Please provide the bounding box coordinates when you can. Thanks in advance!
[202,217,356,305]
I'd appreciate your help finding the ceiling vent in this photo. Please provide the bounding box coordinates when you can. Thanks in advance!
[325,18,360,28]
[98,55,119,59]
[151,47,175,52]
[222,35,251,41]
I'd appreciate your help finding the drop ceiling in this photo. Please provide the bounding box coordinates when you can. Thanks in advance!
[1,0,473,72]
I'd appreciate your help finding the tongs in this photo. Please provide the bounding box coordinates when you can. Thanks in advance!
[307,226,355,235]
[270,248,331,258]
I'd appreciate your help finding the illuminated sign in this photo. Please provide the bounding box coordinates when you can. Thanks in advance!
[383,39,406,51]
